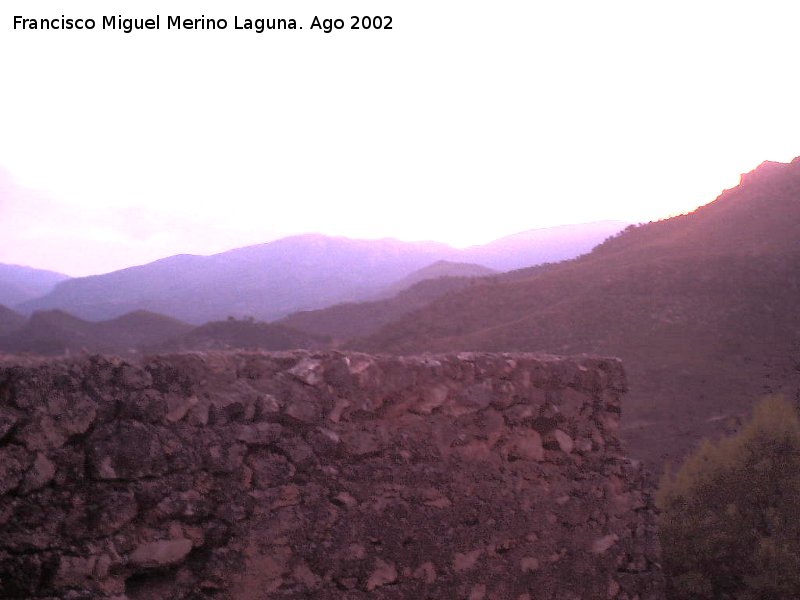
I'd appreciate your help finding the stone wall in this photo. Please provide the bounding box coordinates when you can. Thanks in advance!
[0,351,662,599]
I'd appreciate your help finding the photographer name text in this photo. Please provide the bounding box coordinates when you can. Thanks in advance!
[12,15,393,34]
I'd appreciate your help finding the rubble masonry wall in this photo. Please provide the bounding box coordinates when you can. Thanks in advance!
[0,351,662,599]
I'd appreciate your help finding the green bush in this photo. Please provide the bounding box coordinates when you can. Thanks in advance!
[658,396,800,599]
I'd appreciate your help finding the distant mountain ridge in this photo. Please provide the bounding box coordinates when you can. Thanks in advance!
[0,263,70,307]
[17,235,454,324]
[17,223,625,324]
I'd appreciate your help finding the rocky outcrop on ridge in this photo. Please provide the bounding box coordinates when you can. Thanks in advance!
[0,351,662,599]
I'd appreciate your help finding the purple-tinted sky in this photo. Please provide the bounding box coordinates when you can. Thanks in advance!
[2,1,800,275]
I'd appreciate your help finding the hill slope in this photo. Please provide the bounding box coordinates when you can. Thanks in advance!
[375,260,497,298]
[150,317,330,353]
[0,305,25,336]
[278,275,491,341]
[352,159,800,468]
[462,220,628,271]
[0,263,69,307]
[0,310,193,356]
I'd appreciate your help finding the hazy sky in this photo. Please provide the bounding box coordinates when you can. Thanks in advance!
[2,0,800,276]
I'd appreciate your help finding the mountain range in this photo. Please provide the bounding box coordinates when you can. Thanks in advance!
[345,159,800,467]
[14,221,626,324]
[0,260,495,357]
[5,158,800,469]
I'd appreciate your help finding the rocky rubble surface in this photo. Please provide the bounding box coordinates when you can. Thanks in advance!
[0,351,663,599]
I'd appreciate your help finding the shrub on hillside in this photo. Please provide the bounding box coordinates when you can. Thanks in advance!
[658,396,800,599]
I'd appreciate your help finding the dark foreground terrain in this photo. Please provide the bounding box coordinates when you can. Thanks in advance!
[0,351,661,599]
